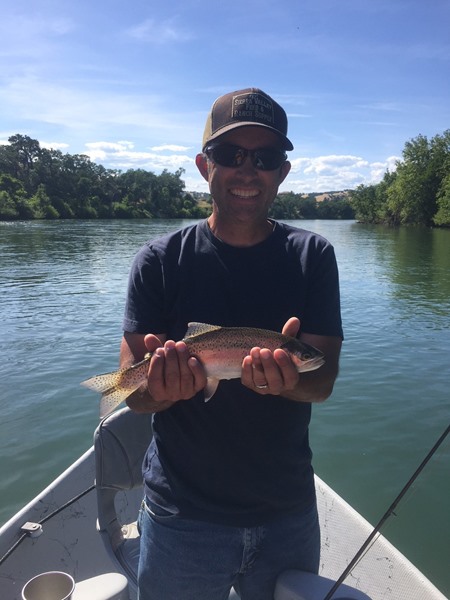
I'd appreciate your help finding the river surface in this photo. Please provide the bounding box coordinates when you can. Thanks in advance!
[0,219,449,595]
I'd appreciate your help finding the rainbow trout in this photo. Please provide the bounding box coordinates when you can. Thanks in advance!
[81,322,325,418]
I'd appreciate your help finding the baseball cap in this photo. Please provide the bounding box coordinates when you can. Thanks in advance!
[202,88,294,151]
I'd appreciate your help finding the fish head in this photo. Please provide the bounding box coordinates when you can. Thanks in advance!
[281,339,325,373]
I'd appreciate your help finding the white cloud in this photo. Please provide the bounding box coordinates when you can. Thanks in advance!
[125,19,193,44]
[0,124,400,192]
[367,156,399,182]
[284,153,399,193]
[0,14,74,63]
[0,75,200,143]
[40,141,70,150]
[82,140,194,172]
[358,102,403,112]
[0,14,74,40]
[151,144,191,152]
[287,113,312,119]
[0,137,69,151]
[183,174,208,193]
[85,141,135,152]
[71,141,402,192]
[290,155,368,175]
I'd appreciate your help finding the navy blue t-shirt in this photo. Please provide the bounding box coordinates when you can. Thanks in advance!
[123,220,343,526]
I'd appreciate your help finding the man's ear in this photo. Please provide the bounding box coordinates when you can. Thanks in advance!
[195,153,209,182]
[279,161,291,185]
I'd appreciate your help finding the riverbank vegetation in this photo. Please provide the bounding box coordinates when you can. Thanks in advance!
[0,135,209,220]
[349,130,450,227]
[1,131,448,225]
[0,134,354,221]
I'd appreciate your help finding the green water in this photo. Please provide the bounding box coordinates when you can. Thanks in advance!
[0,219,449,595]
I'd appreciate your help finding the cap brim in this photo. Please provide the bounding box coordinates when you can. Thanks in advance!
[204,122,294,152]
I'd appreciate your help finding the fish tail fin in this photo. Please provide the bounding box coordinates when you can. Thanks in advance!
[81,358,150,419]
[99,390,131,419]
[81,370,122,394]
[80,372,126,419]
[81,369,127,418]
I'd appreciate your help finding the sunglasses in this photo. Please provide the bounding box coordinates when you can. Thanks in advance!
[204,143,287,171]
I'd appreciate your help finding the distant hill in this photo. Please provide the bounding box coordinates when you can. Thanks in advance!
[288,190,350,202]
[189,190,350,202]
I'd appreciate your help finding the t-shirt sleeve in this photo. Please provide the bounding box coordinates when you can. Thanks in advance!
[122,244,167,334]
[300,239,343,339]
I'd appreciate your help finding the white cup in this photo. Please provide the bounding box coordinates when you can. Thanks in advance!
[22,571,75,600]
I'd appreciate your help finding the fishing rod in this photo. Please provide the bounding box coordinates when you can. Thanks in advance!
[323,424,450,600]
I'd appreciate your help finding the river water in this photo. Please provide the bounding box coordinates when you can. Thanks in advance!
[0,219,449,595]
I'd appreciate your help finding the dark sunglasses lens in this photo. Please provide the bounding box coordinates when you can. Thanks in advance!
[206,144,286,170]
[254,149,286,170]
[210,145,243,167]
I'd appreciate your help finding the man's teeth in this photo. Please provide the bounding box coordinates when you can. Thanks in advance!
[231,189,259,197]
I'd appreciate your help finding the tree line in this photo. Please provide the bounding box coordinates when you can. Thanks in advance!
[0,134,210,220]
[270,191,354,220]
[0,134,354,221]
[1,131,448,225]
[349,130,450,227]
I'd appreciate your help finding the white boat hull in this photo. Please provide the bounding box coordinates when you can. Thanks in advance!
[0,409,446,600]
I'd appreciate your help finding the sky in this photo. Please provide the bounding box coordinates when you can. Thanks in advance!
[1,0,449,194]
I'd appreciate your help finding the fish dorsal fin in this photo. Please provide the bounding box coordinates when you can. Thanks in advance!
[185,322,222,339]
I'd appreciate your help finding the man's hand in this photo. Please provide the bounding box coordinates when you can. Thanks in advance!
[240,317,301,396]
[121,332,206,414]
[145,336,207,404]
[240,317,341,403]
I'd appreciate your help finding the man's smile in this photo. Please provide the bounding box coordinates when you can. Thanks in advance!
[229,188,260,198]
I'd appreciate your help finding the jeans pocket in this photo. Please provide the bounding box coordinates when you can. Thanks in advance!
[141,496,176,522]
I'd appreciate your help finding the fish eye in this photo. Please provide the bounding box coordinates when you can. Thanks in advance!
[302,353,312,360]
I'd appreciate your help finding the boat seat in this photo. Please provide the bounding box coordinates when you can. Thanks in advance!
[94,407,242,599]
[94,407,153,592]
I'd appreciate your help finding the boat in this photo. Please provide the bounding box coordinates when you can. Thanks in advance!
[0,407,446,600]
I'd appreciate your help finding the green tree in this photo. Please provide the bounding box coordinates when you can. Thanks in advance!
[433,172,450,226]
[4,135,42,193]
[350,131,449,227]
[150,169,185,217]
[0,175,34,219]
[349,184,381,222]
[0,191,19,220]
[385,132,449,226]
[0,174,25,196]
[116,169,158,216]
[298,196,318,219]
[317,197,354,219]
[270,192,303,219]
[30,184,59,219]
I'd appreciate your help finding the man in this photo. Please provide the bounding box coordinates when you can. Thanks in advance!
[121,88,343,600]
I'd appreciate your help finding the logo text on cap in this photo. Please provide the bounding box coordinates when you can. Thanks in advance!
[232,92,275,126]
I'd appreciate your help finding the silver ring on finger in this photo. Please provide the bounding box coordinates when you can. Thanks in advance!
[255,383,269,389]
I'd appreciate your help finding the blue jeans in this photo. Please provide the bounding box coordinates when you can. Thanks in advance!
[137,498,320,600]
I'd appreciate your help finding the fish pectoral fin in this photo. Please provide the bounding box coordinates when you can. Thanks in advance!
[204,377,220,402]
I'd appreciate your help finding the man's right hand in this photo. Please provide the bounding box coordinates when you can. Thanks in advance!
[120,332,207,414]
[145,336,207,404]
